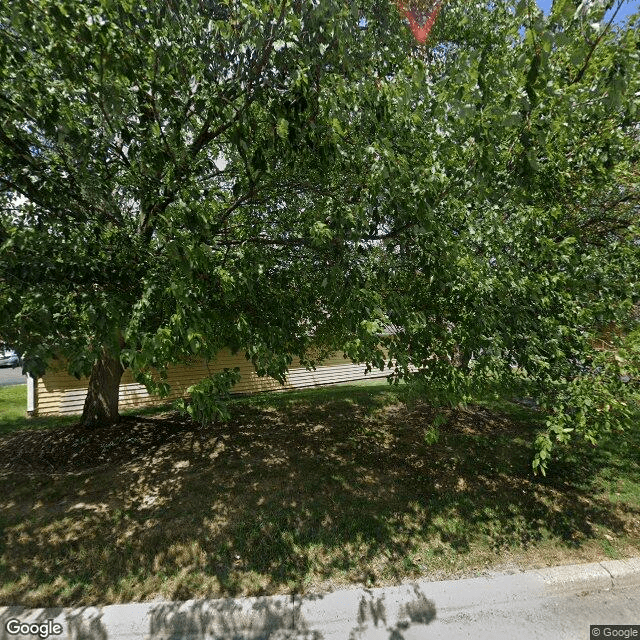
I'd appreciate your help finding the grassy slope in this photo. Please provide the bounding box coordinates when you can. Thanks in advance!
[0,382,638,607]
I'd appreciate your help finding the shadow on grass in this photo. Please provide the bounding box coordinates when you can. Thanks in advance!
[0,386,638,608]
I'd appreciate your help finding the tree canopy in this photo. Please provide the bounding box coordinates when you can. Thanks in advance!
[1,0,638,472]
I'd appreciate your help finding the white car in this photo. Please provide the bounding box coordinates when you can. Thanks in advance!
[0,349,20,368]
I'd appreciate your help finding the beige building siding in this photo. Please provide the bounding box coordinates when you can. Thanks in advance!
[35,350,390,417]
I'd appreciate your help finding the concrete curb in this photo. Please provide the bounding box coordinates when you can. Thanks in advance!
[536,561,613,595]
[1,557,639,640]
[537,557,640,594]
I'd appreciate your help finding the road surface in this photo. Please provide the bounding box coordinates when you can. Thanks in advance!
[393,585,640,640]
[0,366,27,387]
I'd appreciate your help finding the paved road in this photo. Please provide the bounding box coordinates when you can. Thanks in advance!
[2,585,637,640]
[389,586,640,640]
[0,366,27,387]
[295,570,640,640]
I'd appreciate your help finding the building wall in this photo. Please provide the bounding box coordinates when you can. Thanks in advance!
[34,349,390,416]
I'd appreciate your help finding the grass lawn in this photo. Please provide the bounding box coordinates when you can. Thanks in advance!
[0,384,177,437]
[0,382,638,607]
[0,384,29,427]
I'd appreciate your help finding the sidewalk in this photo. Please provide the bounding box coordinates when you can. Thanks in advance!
[1,557,639,640]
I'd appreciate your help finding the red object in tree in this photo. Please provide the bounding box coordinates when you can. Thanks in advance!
[396,0,443,44]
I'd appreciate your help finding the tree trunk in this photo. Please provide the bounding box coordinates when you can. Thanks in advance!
[80,348,124,428]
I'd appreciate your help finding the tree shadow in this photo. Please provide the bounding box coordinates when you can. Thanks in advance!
[0,606,107,640]
[0,394,638,610]
[0,590,437,640]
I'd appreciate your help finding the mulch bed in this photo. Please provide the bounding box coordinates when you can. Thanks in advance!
[0,401,525,474]
[0,412,198,473]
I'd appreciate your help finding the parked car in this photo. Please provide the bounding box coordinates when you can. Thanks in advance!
[0,349,20,368]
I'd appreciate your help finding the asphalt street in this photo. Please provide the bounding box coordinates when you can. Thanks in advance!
[2,585,638,640]
[0,366,27,387]
[373,585,640,640]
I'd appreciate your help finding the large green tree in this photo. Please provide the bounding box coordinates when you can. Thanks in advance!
[1,0,638,472]
[349,0,640,472]
[0,0,409,426]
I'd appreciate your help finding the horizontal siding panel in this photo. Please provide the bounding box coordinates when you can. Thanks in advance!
[35,350,392,416]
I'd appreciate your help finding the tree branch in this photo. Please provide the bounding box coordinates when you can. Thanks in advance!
[570,0,623,85]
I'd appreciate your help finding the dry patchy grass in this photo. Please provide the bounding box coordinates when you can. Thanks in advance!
[1,383,639,607]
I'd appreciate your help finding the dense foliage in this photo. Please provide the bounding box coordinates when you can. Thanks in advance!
[365,0,640,472]
[1,0,638,471]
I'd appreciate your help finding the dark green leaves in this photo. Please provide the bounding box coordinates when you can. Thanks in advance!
[0,0,637,469]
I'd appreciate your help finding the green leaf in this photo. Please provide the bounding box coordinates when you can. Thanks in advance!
[276,118,289,139]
